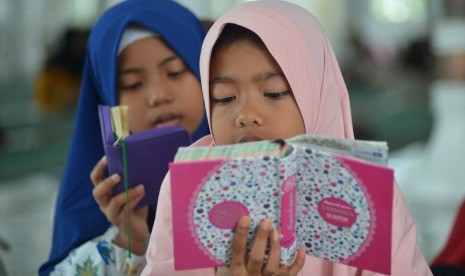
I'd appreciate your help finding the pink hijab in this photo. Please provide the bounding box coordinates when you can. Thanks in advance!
[143,2,432,275]
[199,0,354,145]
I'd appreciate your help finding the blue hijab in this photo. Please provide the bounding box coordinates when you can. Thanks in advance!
[39,0,209,274]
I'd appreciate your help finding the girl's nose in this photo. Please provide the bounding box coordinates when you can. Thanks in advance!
[235,99,264,127]
[148,83,173,106]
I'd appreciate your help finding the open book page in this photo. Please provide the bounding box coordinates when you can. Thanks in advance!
[110,105,130,141]
[175,134,388,165]
[174,138,287,161]
[287,135,388,165]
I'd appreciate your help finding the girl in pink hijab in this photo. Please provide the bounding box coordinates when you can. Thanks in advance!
[142,1,432,275]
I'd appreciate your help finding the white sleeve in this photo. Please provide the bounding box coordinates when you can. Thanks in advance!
[51,226,146,276]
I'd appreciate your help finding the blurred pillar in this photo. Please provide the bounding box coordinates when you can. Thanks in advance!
[412,7,465,261]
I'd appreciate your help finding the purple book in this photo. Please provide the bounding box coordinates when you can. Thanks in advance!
[98,105,191,208]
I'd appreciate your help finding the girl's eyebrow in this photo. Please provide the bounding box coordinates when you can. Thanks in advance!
[158,55,179,67]
[118,55,181,76]
[210,76,233,85]
[252,71,284,82]
[210,71,284,85]
[118,67,141,75]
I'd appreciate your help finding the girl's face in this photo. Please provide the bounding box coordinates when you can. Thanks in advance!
[117,37,204,134]
[210,39,305,145]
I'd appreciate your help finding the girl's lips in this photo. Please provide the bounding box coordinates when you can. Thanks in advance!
[237,134,265,143]
[155,117,181,128]
[153,113,182,128]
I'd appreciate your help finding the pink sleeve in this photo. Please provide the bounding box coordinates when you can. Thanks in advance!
[141,172,216,276]
[387,182,432,276]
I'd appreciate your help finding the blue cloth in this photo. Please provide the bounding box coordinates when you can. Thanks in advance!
[39,0,209,274]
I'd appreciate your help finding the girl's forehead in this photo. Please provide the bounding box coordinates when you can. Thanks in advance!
[209,38,284,80]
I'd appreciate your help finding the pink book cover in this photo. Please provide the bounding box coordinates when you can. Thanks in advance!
[170,140,393,275]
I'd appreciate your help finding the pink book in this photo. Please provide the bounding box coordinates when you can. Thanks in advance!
[170,135,393,275]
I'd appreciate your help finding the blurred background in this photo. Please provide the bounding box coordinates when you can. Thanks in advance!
[0,0,464,274]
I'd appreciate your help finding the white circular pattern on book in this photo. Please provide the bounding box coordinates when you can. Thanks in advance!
[191,155,297,265]
[295,147,374,263]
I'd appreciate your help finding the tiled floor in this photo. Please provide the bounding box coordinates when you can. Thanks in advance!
[0,172,60,276]
[0,79,74,275]
[389,141,465,263]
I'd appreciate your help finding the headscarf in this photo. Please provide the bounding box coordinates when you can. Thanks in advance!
[39,0,209,274]
[199,0,354,145]
[117,25,159,56]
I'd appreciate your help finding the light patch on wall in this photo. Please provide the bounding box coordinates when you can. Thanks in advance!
[73,0,98,27]
[371,0,427,23]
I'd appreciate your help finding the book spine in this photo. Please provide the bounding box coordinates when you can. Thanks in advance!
[280,174,296,248]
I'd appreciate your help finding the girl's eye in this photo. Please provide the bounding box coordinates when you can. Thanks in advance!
[264,91,289,99]
[120,82,143,91]
[212,96,236,105]
[167,69,188,78]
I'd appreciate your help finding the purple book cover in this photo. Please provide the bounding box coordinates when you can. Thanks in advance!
[98,105,190,208]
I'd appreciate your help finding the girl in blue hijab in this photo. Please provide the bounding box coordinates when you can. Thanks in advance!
[39,0,209,274]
